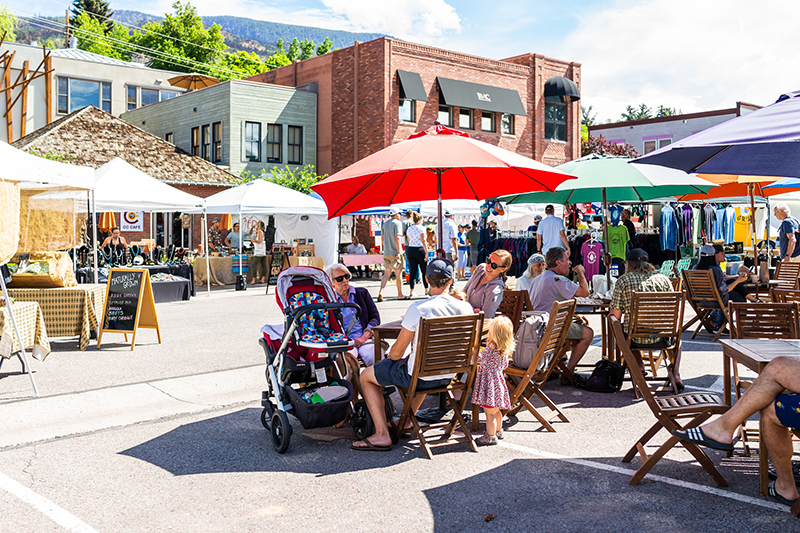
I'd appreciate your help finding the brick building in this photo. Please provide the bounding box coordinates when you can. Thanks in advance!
[247,37,582,177]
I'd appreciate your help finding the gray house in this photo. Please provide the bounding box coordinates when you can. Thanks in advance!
[121,80,317,176]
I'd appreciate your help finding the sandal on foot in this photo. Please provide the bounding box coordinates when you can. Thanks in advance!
[768,481,799,506]
[671,426,734,452]
[351,438,392,452]
[377,294,384,302]
[475,433,498,446]
[397,295,410,300]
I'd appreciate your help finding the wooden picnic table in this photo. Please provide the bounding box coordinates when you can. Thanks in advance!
[719,338,800,495]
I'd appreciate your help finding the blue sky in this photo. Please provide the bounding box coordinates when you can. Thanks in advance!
[8,0,800,122]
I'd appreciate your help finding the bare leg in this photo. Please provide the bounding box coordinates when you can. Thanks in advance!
[761,404,799,501]
[566,325,594,373]
[484,407,501,436]
[378,260,391,297]
[352,366,391,447]
[395,267,405,297]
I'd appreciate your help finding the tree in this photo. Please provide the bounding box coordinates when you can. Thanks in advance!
[0,4,17,42]
[213,50,269,81]
[71,0,113,34]
[316,37,333,56]
[133,1,225,74]
[620,103,652,121]
[73,12,133,61]
[581,105,597,126]
[582,134,639,158]
[656,105,680,117]
[237,164,327,194]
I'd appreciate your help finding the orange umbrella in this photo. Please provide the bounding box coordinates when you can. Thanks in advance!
[167,73,220,91]
[219,214,232,231]
[98,212,116,232]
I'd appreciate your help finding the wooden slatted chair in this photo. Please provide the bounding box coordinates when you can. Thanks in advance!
[681,269,730,342]
[393,312,484,459]
[774,261,800,288]
[494,299,576,432]
[610,316,730,486]
[668,277,682,292]
[625,291,685,398]
[495,290,529,333]
[770,287,800,303]
[728,301,799,456]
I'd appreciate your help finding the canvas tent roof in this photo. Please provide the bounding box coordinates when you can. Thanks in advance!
[0,140,94,190]
[192,179,328,215]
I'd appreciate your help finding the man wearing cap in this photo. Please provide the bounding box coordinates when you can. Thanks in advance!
[378,208,407,302]
[516,253,546,293]
[610,248,682,389]
[439,209,459,263]
[351,259,474,451]
[527,215,542,233]
[537,204,569,255]
[208,218,223,253]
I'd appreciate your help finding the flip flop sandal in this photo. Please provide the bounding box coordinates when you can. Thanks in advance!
[671,427,734,452]
[377,295,384,302]
[768,481,799,507]
[397,295,410,300]
[351,437,391,452]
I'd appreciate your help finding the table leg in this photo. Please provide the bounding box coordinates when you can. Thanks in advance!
[373,330,383,362]
[759,415,769,496]
[723,353,731,407]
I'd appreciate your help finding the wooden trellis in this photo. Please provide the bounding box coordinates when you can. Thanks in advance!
[0,32,53,142]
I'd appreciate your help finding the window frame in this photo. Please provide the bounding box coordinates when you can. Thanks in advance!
[399,99,416,123]
[244,121,262,162]
[500,113,515,135]
[459,108,474,130]
[481,111,495,133]
[165,132,174,144]
[201,124,211,161]
[438,104,452,127]
[212,122,222,163]
[56,76,112,114]
[544,95,567,142]
[266,123,282,163]
[140,87,159,107]
[287,125,303,165]
[191,127,200,156]
[126,86,137,111]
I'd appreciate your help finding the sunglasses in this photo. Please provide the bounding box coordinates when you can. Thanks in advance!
[334,273,352,283]
[487,260,502,269]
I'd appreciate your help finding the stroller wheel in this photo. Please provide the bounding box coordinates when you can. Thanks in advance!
[271,410,292,454]
[260,403,274,430]
[351,399,374,441]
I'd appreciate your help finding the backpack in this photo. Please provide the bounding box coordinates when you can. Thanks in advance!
[512,312,548,370]
[579,360,624,393]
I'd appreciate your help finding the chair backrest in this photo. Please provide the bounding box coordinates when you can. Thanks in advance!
[771,288,800,303]
[610,316,658,409]
[411,312,484,381]
[496,290,527,332]
[729,302,799,339]
[529,299,576,381]
[774,261,800,286]
[628,291,685,342]
[659,260,675,276]
[676,258,691,272]
[668,277,682,292]
[682,269,725,310]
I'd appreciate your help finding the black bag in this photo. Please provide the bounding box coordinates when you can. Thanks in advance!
[579,360,623,393]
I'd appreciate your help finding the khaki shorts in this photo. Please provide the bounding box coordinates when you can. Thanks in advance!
[384,254,404,270]
[566,319,585,340]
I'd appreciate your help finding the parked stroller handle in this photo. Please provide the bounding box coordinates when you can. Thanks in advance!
[286,302,362,338]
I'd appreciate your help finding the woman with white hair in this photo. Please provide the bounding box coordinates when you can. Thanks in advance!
[326,262,381,366]
[774,202,800,262]
[515,253,546,293]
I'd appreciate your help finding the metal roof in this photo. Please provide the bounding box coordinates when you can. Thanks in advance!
[49,48,151,68]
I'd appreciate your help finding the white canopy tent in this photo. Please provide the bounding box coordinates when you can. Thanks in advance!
[0,140,96,397]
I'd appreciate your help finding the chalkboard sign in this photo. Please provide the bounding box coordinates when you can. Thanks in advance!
[98,268,161,350]
[268,252,287,286]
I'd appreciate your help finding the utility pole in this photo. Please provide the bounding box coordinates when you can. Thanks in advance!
[64,9,70,48]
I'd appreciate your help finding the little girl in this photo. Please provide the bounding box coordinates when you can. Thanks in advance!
[472,316,514,446]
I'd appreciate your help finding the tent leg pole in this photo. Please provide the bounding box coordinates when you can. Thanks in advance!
[204,213,211,297]
[91,191,98,284]
[0,274,38,397]
[437,170,444,259]
[603,189,611,290]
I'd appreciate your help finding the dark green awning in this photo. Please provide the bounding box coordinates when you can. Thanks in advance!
[397,70,428,102]
[544,76,580,101]
[437,77,526,116]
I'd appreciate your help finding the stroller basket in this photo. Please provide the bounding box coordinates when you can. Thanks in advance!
[285,380,353,430]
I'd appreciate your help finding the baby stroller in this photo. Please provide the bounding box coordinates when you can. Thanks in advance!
[259,266,384,453]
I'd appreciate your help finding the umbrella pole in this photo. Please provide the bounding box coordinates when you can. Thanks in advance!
[602,189,611,290]
[238,211,243,277]
[750,183,759,273]
[437,170,444,259]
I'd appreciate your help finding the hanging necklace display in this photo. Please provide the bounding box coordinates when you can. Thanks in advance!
[165,244,176,265]
[175,248,186,263]
[100,245,113,266]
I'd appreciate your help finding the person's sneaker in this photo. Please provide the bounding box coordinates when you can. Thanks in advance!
[496,430,504,440]
[476,433,498,446]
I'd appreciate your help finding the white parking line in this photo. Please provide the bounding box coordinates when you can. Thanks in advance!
[0,471,98,532]
[499,441,787,512]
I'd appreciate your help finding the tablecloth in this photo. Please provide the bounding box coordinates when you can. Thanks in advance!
[151,277,191,303]
[0,301,50,361]
[341,254,384,267]
[77,264,195,296]
[8,284,105,351]
[194,257,236,286]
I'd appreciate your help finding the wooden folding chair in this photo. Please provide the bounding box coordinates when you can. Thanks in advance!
[668,277,682,292]
[728,301,799,456]
[625,291,685,398]
[681,269,730,342]
[774,261,800,288]
[393,312,484,459]
[492,299,576,432]
[770,287,800,303]
[495,290,529,333]
[610,316,730,486]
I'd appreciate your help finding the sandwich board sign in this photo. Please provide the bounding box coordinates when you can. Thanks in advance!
[98,269,161,350]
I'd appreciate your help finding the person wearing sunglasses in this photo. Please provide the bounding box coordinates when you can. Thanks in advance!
[461,249,513,318]
[326,263,381,366]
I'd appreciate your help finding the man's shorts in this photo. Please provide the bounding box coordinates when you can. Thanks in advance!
[775,393,800,429]
[469,250,478,266]
[373,357,451,390]
[384,254,404,270]
[566,319,585,340]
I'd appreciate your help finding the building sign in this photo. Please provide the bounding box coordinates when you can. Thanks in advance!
[121,211,143,231]
[477,92,491,102]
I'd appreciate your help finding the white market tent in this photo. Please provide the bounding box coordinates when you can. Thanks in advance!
[0,140,96,397]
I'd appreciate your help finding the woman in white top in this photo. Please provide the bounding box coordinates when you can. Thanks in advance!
[248,220,267,284]
[404,211,429,298]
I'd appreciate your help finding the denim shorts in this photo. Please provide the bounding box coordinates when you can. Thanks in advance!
[373,357,452,390]
[775,393,800,429]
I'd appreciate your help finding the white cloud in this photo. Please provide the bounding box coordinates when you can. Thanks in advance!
[559,0,800,122]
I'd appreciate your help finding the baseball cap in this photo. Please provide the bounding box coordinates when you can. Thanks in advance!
[626,248,649,262]
[545,204,554,212]
[444,208,453,216]
[427,258,454,279]
[527,253,545,266]
[388,207,400,215]
[712,244,725,254]
[212,217,220,223]
[534,215,542,222]
[699,244,716,256]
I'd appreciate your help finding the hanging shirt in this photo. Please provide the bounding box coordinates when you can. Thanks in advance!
[714,207,726,240]
[702,204,716,242]
[723,206,736,244]
[692,206,702,245]
[608,224,630,259]
[610,205,623,225]
[660,205,678,251]
[581,240,604,279]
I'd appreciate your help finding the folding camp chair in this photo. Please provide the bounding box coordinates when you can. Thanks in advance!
[676,258,691,273]
[659,260,675,276]
[625,291,685,398]
[393,312,484,459]
[728,301,799,456]
[610,316,730,486]
[485,299,576,433]
[682,269,730,342]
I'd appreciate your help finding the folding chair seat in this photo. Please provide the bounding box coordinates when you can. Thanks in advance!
[610,316,730,486]
[625,291,685,398]
[681,269,730,342]
[477,299,576,433]
[393,312,484,459]
[728,302,799,456]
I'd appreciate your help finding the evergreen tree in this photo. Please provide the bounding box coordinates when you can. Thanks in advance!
[0,4,17,42]
[71,0,114,34]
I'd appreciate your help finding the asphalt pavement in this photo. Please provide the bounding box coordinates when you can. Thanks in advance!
[0,273,797,532]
